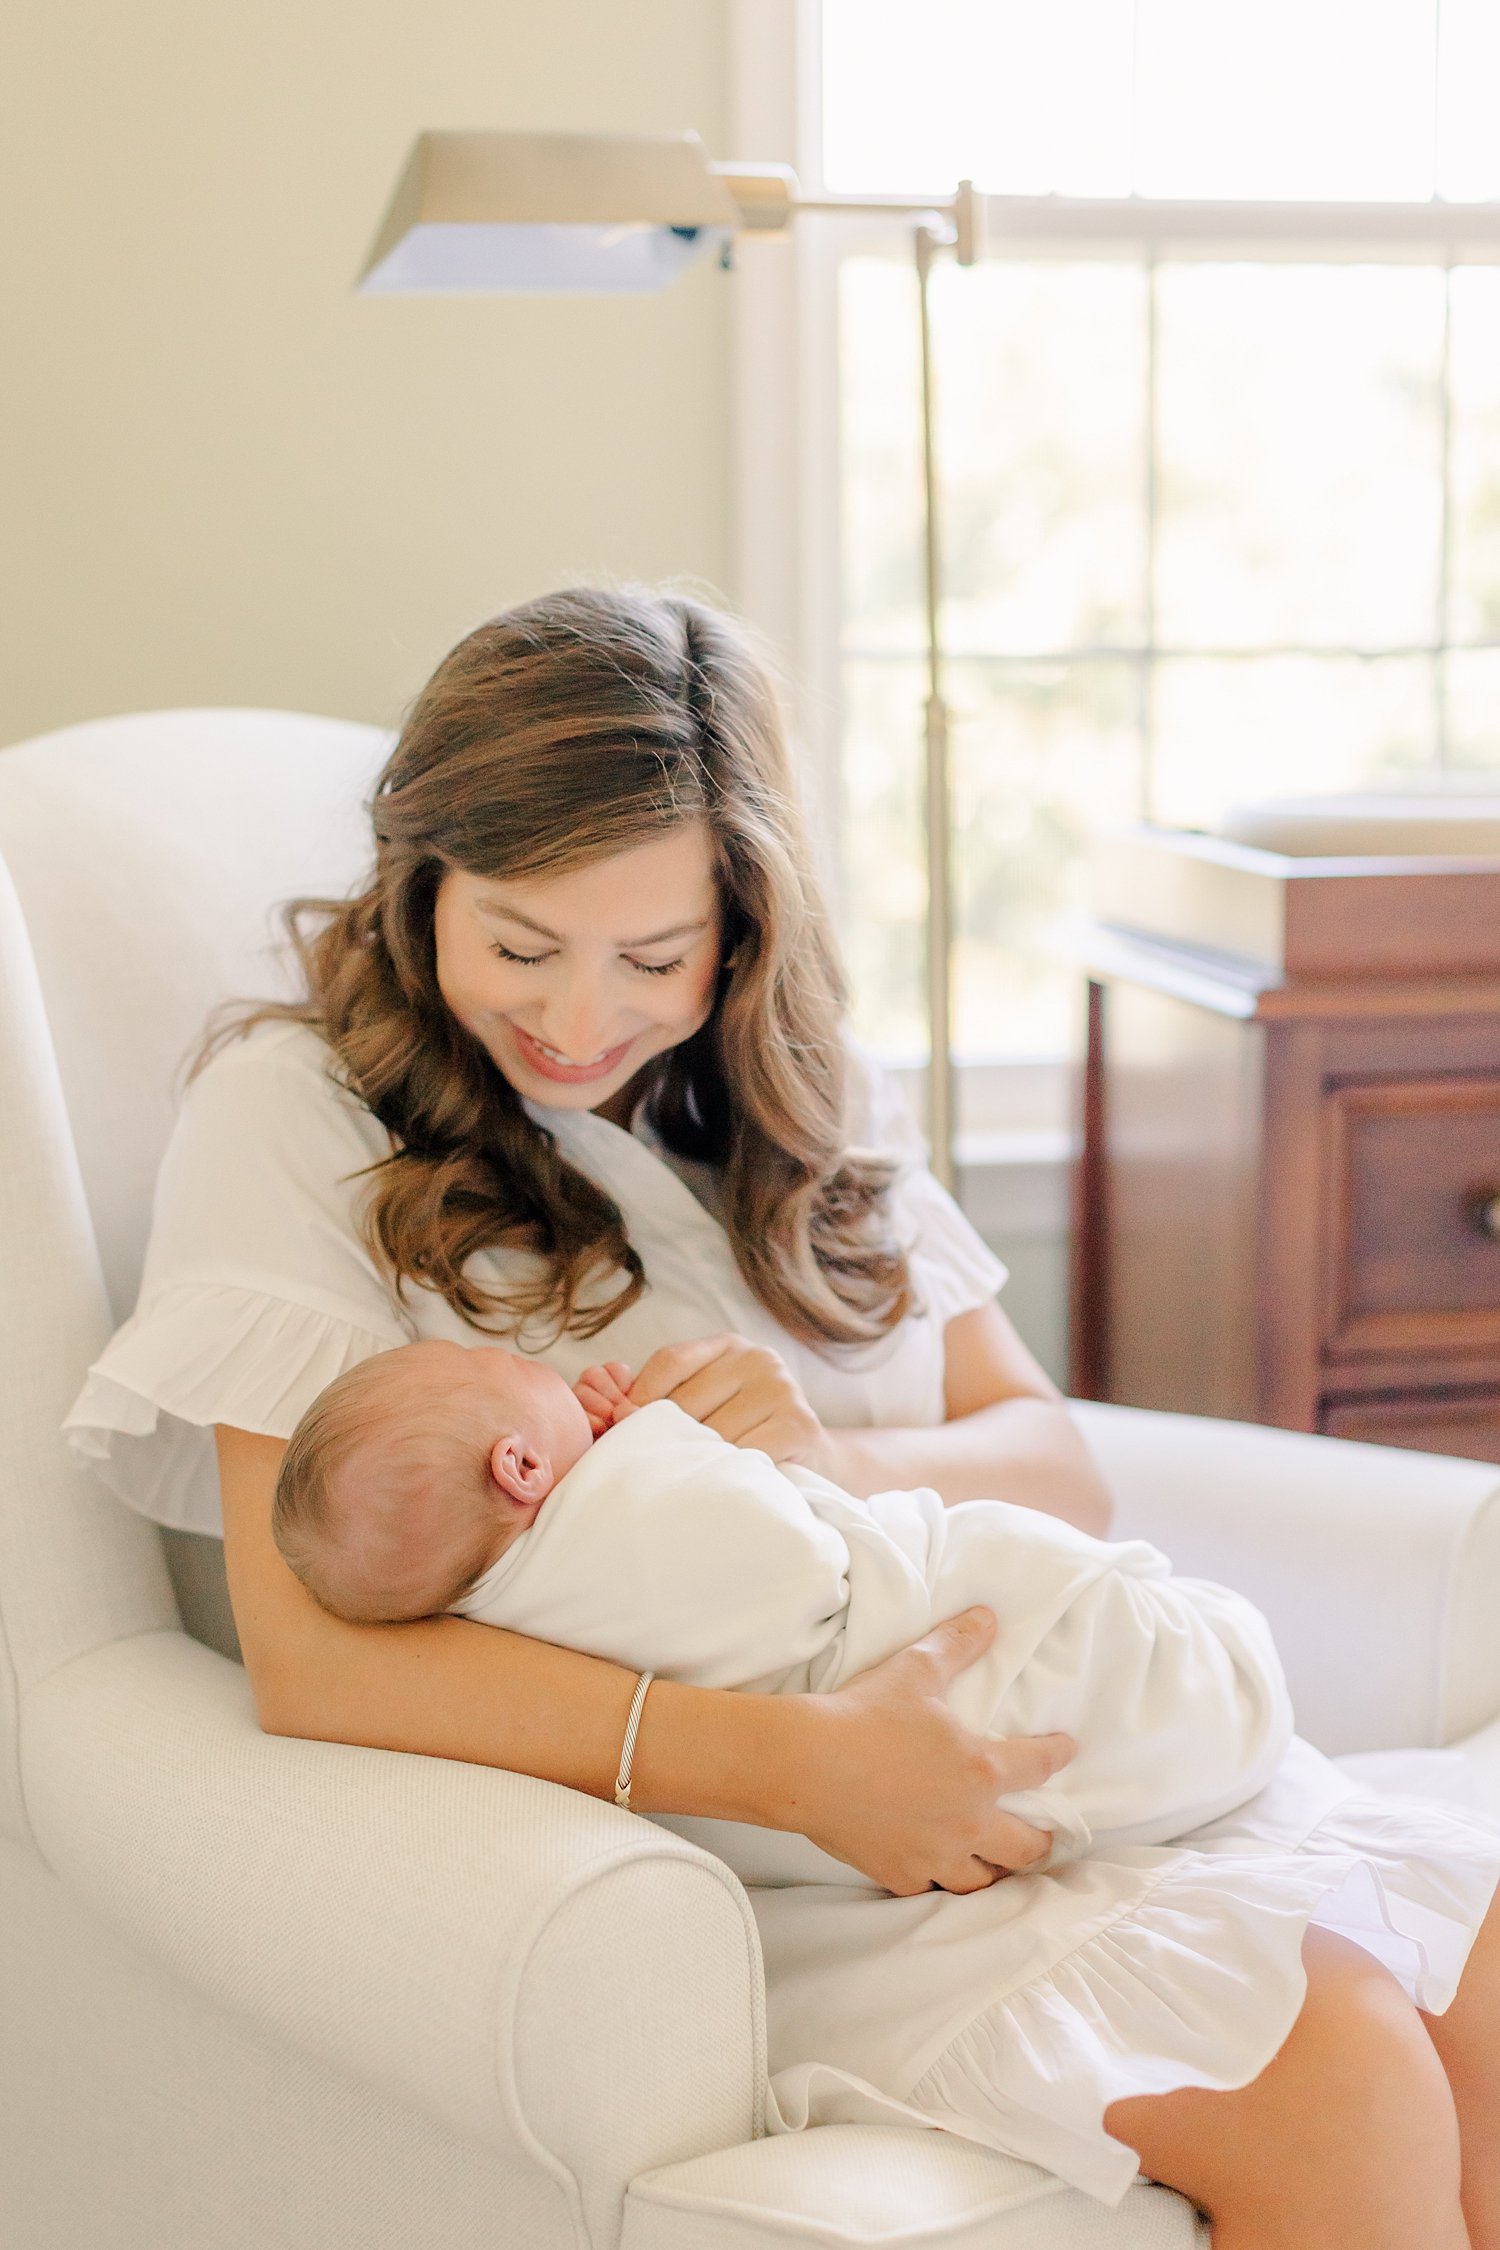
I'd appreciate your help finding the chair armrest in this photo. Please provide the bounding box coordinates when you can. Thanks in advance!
[20,1630,765,2250]
[1072,1399,1500,1754]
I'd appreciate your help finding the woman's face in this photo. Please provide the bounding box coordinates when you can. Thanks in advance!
[432,821,724,1122]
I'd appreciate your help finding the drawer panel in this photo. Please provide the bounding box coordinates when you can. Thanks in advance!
[1325,1075,1500,1359]
[1321,1389,1500,1465]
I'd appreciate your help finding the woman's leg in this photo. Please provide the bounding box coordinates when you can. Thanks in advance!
[1104,1928,1468,2249]
[1422,1886,1500,2250]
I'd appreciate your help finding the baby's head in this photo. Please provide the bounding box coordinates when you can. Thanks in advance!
[272,1339,594,1623]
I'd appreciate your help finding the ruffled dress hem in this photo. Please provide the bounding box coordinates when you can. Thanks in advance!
[766,1788,1500,2208]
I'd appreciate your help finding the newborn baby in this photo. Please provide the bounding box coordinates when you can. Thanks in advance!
[272,1338,1293,1880]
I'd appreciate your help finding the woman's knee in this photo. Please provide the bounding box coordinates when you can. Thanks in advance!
[1107,1930,1464,2241]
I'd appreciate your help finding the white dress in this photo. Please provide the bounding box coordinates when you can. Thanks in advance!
[64,1020,1500,2207]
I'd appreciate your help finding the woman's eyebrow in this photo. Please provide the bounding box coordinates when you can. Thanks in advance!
[620,920,710,947]
[473,900,710,948]
[473,900,563,940]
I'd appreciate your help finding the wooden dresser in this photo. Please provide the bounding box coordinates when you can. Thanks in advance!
[1069,826,1500,1462]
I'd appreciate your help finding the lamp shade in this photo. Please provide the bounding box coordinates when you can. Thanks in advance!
[359,130,745,294]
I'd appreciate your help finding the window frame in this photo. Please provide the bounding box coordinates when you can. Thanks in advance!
[728,0,1500,1140]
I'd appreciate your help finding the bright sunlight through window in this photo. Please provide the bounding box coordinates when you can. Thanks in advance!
[825,0,1500,1077]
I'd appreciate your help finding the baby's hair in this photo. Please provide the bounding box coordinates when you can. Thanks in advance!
[272,1366,374,1604]
[273,1351,497,1624]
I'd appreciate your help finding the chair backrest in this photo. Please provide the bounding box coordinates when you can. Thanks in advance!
[0,709,390,1847]
[0,709,391,1321]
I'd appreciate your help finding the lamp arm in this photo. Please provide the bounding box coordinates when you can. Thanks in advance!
[711,170,984,267]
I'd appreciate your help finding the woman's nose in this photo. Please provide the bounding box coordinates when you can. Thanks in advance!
[535,983,619,1060]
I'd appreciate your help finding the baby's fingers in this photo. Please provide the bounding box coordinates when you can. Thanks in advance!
[573,1372,617,1435]
[575,1363,641,1435]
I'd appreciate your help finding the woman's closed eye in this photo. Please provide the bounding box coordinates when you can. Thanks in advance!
[490,941,553,967]
[488,941,684,978]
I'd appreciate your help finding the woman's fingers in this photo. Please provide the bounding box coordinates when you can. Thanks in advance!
[790,1613,1078,1894]
[926,1853,1016,1896]
[976,1810,1063,1875]
[914,1604,999,1679]
[717,1404,824,1464]
[628,1335,738,1406]
[905,1610,1076,1785]
[664,1357,761,1427]
[923,1814,1058,1893]
[628,1335,826,1466]
[982,1727,1076,1794]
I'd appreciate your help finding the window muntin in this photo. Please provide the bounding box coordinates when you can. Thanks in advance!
[825,4,1500,1086]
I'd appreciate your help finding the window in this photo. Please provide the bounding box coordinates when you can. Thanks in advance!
[811,0,1500,1120]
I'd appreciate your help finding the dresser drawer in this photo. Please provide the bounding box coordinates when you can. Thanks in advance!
[1321,1389,1500,1464]
[1324,1075,1500,1360]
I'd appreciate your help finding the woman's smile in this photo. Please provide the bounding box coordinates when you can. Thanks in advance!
[508,1023,641,1085]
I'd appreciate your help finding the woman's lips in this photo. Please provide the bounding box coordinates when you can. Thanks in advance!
[510,1022,637,1085]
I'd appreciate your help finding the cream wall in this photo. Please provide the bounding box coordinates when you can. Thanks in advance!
[0,0,731,745]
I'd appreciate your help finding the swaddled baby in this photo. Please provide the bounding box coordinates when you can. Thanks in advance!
[272,1338,1293,1880]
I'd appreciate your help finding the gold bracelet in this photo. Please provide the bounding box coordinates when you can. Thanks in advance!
[612,1671,655,1812]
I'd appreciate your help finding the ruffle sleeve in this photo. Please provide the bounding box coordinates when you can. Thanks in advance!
[63,1021,413,1534]
[899,1165,1009,1331]
[64,1282,409,1534]
[845,1043,1009,1330]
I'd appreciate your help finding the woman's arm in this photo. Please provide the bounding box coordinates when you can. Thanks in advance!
[216,1424,1073,1894]
[821,1302,1114,1535]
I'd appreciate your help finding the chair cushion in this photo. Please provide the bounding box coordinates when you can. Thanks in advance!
[623,2126,1205,2249]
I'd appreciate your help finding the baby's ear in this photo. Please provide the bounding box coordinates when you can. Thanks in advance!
[488,1434,550,1511]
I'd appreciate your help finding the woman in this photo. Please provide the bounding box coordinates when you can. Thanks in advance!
[69,586,1099,1891]
[67,588,1500,2242]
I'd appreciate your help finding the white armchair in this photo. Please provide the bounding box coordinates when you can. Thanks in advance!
[5,709,1500,2250]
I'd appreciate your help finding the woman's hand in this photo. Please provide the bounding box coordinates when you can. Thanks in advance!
[779,1606,1075,1895]
[628,1332,829,1469]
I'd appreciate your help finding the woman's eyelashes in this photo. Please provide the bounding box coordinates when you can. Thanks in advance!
[488,941,685,978]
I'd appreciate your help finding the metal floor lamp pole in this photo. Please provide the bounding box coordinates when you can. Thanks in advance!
[915,182,978,1194]
[916,218,956,1193]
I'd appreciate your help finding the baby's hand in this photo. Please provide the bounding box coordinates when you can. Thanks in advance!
[574,1361,638,1438]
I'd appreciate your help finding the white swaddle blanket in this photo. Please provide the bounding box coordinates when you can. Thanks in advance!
[456,1398,1293,1879]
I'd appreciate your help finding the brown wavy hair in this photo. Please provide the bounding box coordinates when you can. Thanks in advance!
[200,586,913,1349]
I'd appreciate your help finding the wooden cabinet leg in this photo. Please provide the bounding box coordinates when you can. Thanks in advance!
[1069,979,1109,1401]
